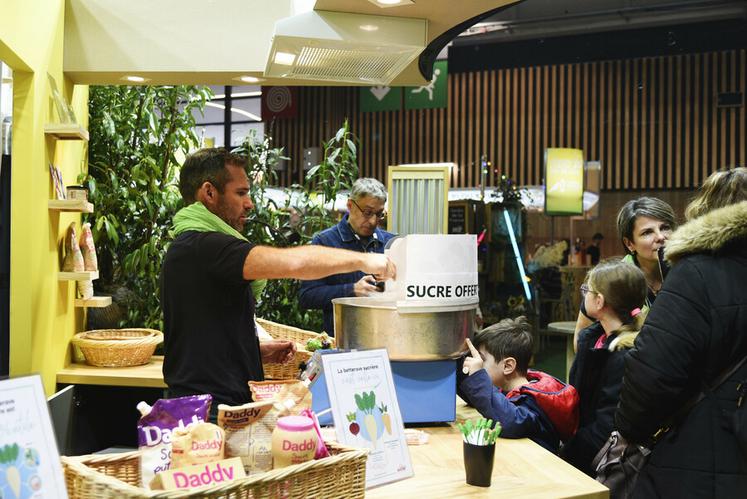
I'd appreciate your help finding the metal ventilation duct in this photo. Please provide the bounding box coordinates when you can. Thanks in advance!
[264,10,427,85]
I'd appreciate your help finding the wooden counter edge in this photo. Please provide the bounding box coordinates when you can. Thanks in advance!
[57,356,167,389]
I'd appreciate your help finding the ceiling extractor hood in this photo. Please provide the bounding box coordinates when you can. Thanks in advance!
[264,10,427,85]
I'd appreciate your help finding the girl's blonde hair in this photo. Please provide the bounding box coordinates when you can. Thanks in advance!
[685,167,747,221]
[587,259,648,351]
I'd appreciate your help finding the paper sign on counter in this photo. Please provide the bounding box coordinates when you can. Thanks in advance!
[322,349,413,488]
[0,375,68,498]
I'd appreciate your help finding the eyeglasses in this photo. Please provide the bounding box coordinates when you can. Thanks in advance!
[580,283,597,297]
[351,199,386,220]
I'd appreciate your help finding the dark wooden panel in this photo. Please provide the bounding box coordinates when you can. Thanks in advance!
[271,49,746,191]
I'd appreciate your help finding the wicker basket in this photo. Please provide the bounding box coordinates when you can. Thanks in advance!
[72,329,163,367]
[257,318,336,380]
[62,442,368,499]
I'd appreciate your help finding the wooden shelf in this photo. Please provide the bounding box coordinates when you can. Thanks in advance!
[74,296,112,308]
[44,123,89,141]
[48,199,94,213]
[58,270,99,282]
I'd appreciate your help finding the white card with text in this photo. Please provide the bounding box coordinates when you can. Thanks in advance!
[0,375,68,498]
[322,349,413,488]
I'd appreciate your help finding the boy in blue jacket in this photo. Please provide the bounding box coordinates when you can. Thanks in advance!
[458,316,579,453]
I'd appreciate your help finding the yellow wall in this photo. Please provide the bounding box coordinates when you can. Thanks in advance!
[1,0,89,394]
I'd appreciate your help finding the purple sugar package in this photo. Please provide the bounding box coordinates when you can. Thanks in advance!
[136,394,211,488]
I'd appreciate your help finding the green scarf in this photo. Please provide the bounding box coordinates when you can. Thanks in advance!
[172,202,266,300]
[173,201,247,240]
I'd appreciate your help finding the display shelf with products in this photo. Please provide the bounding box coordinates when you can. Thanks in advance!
[44,123,89,140]
[74,296,112,308]
[48,199,94,213]
[58,270,99,281]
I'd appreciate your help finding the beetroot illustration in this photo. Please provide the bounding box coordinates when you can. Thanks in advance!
[346,412,360,436]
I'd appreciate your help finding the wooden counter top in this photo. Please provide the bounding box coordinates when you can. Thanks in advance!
[369,402,608,499]
[369,427,607,498]
[56,360,608,498]
[57,356,166,388]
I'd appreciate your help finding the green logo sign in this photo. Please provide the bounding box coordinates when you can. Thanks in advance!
[360,86,402,112]
[405,60,447,110]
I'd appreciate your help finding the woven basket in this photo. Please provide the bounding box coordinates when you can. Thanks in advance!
[72,329,163,367]
[257,318,336,380]
[62,442,368,499]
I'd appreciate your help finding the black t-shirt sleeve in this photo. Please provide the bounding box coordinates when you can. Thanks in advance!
[198,232,255,286]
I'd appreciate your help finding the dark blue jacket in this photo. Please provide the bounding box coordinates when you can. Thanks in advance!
[457,368,564,453]
[560,322,626,476]
[298,214,394,335]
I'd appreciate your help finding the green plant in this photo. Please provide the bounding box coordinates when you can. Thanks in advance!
[235,120,359,331]
[81,85,212,329]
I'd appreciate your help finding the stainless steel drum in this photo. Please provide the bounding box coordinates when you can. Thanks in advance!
[332,297,475,361]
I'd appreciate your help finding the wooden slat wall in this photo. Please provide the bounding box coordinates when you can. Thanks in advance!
[269,49,746,190]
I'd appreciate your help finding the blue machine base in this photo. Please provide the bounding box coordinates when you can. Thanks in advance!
[311,360,456,426]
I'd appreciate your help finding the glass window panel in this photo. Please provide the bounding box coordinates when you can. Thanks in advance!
[192,103,225,124]
[1,62,12,156]
[230,98,261,121]
[231,85,262,96]
[208,85,227,96]
[192,124,225,148]
[230,122,264,147]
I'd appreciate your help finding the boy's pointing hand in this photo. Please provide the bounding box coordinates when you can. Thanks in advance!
[462,338,484,376]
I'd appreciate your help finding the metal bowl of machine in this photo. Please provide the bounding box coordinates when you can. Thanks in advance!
[332,297,475,361]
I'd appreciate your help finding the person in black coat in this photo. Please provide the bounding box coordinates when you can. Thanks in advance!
[560,260,648,476]
[615,167,747,498]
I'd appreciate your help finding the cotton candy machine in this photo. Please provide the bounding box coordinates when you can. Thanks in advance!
[332,298,473,360]
[325,234,478,423]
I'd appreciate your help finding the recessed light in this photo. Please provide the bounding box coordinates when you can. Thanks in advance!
[359,24,379,31]
[274,52,296,65]
[122,75,148,83]
[368,0,414,7]
[236,76,262,83]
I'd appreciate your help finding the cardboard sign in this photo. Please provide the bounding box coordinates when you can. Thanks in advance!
[322,349,412,488]
[385,234,478,310]
[0,375,68,498]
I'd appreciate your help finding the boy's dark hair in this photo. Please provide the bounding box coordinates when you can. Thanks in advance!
[179,147,247,204]
[473,316,533,374]
[592,232,604,241]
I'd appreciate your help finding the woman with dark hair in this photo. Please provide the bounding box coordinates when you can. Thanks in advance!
[615,167,747,497]
[573,197,676,351]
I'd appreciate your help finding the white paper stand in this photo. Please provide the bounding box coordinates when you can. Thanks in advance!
[0,375,69,498]
[321,349,413,488]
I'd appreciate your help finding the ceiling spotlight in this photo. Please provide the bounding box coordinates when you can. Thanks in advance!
[371,0,414,6]
[274,52,296,65]
[122,75,147,83]
[359,24,379,31]
[237,76,262,83]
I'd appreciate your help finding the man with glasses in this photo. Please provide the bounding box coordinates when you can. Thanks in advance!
[299,178,395,335]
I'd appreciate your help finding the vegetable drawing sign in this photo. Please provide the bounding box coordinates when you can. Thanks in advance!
[322,350,412,488]
[0,376,68,498]
[346,391,392,445]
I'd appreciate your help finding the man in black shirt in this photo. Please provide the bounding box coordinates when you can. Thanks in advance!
[161,148,395,409]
